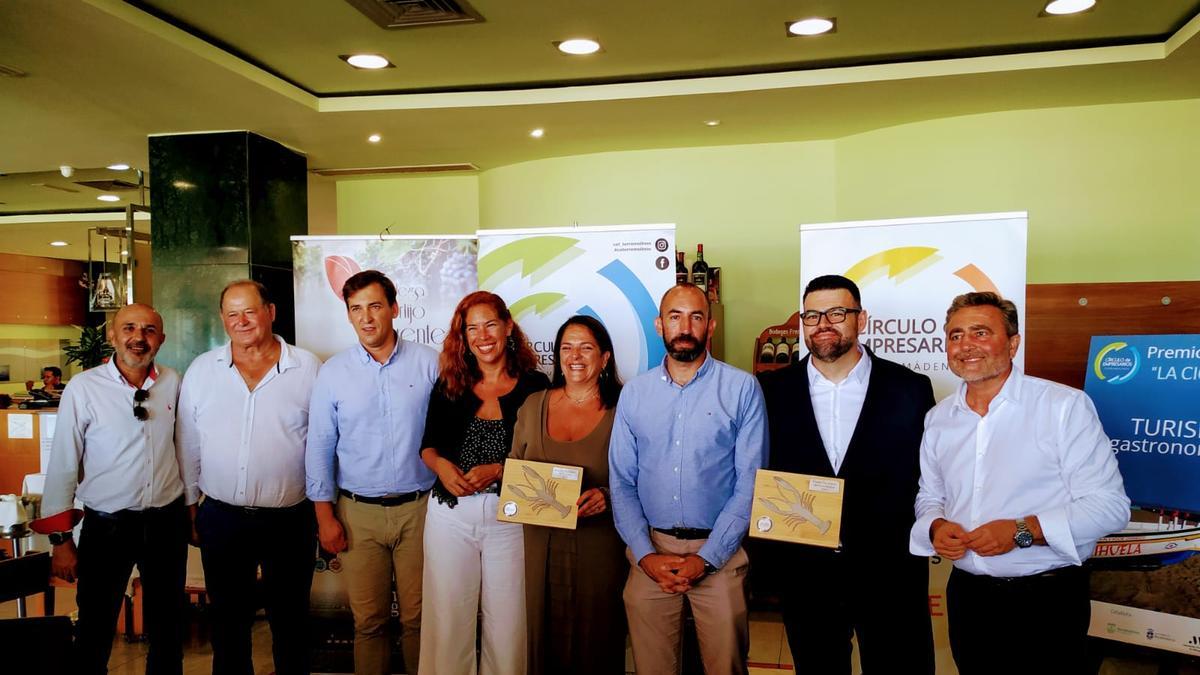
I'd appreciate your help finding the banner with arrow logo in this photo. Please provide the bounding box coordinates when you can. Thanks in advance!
[800,211,1027,400]
[477,224,676,380]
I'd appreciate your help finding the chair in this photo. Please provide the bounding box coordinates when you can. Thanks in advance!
[0,550,55,616]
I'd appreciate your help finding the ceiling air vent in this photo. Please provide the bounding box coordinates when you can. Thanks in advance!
[74,179,142,192]
[345,0,484,29]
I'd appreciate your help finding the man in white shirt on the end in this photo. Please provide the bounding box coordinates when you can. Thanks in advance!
[911,292,1129,674]
[177,280,322,675]
[44,303,188,675]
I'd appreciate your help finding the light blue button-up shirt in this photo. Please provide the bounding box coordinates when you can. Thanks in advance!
[609,354,768,568]
[305,336,439,501]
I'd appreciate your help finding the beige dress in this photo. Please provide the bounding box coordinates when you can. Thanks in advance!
[509,389,628,675]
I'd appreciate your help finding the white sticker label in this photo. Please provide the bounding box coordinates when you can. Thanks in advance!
[502,501,518,517]
[551,467,580,481]
[756,516,774,533]
[808,478,840,494]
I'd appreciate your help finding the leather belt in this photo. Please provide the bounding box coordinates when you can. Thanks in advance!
[951,564,1084,585]
[339,488,427,507]
[653,526,712,540]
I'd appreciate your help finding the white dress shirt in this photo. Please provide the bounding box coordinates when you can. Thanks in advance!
[807,347,871,474]
[43,359,183,516]
[177,336,322,508]
[910,367,1130,577]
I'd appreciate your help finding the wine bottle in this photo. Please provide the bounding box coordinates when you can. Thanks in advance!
[691,244,709,291]
[675,251,688,285]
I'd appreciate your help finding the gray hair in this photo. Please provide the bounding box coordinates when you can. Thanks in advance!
[945,292,1019,337]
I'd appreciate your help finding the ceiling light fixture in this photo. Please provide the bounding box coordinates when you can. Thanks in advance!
[343,54,393,69]
[529,128,545,138]
[121,250,129,256]
[49,241,68,247]
[556,39,601,55]
[97,194,120,202]
[704,120,721,127]
[787,17,836,36]
[1043,0,1096,15]
[368,134,382,143]
[107,163,130,171]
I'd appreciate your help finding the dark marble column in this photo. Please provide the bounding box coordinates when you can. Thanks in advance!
[149,132,306,372]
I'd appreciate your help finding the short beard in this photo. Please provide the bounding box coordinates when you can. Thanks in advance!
[807,331,854,363]
[665,335,705,362]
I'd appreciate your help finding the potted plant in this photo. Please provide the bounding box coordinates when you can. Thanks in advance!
[64,323,114,371]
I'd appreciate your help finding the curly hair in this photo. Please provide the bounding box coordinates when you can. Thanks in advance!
[438,291,540,399]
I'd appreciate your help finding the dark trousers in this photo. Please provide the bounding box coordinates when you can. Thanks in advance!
[781,553,933,675]
[947,565,1091,675]
[75,498,188,675]
[196,498,317,675]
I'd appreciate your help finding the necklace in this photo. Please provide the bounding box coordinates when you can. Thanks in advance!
[562,387,598,405]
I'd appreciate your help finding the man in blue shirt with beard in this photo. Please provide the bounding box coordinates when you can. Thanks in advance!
[609,283,768,675]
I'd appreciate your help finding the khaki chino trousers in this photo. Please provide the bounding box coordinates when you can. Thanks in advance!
[623,530,751,675]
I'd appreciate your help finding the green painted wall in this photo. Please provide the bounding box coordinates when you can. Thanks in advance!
[835,98,1200,284]
[332,97,1200,371]
[479,141,838,370]
[336,174,479,236]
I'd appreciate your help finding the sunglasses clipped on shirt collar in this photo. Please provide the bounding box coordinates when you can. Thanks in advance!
[133,388,149,421]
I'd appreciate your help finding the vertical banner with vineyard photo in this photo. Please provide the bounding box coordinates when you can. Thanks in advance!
[476,224,676,382]
[291,235,478,360]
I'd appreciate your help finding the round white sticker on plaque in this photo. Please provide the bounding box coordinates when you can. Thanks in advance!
[503,501,519,517]
[756,516,773,532]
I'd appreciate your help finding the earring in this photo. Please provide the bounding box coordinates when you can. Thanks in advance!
[506,335,516,352]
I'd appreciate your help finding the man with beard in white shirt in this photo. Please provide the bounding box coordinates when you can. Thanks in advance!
[910,292,1129,674]
[44,303,188,675]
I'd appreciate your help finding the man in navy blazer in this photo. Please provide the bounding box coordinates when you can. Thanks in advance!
[757,275,935,674]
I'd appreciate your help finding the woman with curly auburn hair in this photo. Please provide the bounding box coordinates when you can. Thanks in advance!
[418,291,549,675]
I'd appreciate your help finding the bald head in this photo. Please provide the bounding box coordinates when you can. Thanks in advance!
[659,283,710,319]
[109,303,165,373]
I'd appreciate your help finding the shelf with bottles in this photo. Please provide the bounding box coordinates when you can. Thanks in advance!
[753,312,803,375]
[675,244,720,304]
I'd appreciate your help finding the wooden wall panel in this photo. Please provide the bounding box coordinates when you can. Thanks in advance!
[0,253,86,326]
[1025,281,1200,389]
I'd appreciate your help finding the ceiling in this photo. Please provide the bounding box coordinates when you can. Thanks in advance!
[1,0,1199,192]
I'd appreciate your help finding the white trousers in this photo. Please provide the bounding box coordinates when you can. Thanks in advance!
[418,492,526,675]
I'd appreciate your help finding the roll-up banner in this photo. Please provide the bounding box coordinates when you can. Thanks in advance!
[291,234,478,671]
[1085,334,1200,656]
[291,235,478,359]
[799,211,1028,400]
[798,212,1028,672]
[476,224,677,381]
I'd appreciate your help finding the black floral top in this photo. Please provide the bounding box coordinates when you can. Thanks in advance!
[422,369,550,507]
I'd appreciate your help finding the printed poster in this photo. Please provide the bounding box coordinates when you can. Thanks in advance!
[476,225,676,381]
[1085,334,1200,655]
[799,212,1027,400]
[291,235,477,360]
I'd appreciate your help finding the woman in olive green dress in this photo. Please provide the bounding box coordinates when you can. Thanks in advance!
[509,315,627,675]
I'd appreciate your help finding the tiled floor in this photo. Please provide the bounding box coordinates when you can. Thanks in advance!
[3,592,1199,673]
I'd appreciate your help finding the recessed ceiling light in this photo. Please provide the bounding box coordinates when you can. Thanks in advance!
[529,128,545,138]
[787,17,836,36]
[107,163,130,171]
[368,134,382,143]
[344,54,392,69]
[49,241,68,247]
[97,194,120,202]
[1043,0,1096,15]
[556,39,601,55]
[704,120,721,127]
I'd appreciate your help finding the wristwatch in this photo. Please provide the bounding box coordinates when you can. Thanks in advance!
[48,531,73,546]
[702,560,719,576]
[1014,518,1034,549]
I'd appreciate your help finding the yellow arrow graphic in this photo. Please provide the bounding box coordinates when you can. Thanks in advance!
[843,246,940,284]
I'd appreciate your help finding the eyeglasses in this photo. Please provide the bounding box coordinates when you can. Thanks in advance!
[133,388,149,421]
[800,307,862,326]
